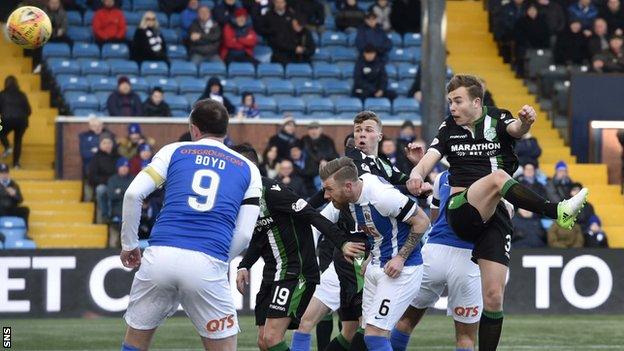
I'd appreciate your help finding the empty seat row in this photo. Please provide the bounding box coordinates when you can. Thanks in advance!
[0,216,34,249]
[66,25,183,44]
[43,42,188,60]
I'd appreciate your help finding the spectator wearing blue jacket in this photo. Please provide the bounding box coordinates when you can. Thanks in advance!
[180,0,199,39]
[213,0,242,27]
[568,0,599,30]
[78,117,115,178]
[352,45,396,101]
[355,11,392,62]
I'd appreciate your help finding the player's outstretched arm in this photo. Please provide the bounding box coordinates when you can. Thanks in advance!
[506,105,536,139]
[407,150,441,196]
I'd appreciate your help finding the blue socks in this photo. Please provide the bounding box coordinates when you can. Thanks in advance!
[121,343,140,351]
[364,335,392,351]
[290,331,312,351]
[390,328,411,351]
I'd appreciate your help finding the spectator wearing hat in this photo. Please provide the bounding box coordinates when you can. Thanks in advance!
[181,0,199,39]
[515,132,542,168]
[335,0,365,31]
[0,163,29,228]
[131,11,168,64]
[546,161,574,203]
[512,208,546,248]
[352,45,396,101]
[584,215,609,248]
[592,33,624,72]
[270,16,316,65]
[301,122,338,165]
[106,157,132,246]
[129,143,154,176]
[355,11,392,62]
[235,92,260,119]
[188,5,222,65]
[87,133,119,224]
[268,117,300,160]
[107,76,143,117]
[220,8,259,64]
[117,123,156,160]
[199,77,236,114]
[92,0,126,45]
[142,87,172,117]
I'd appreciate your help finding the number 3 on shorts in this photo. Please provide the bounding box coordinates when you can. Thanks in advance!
[272,286,290,306]
[188,169,220,212]
[504,234,512,253]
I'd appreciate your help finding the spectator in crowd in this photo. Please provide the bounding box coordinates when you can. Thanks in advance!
[87,133,118,224]
[514,3,550,76]
[515,132,542,168]
[592,34,624,72]
[181,0,199,39]
[268,116,299,160]
[546,161,574,203]
[188,6,222,64]
[131,11,168,64]
[142,87,172,117]
[352,45,396,101]
[79,117,115,177]
[494,0,525,63]
[512,208,546,248]
[289,0,325,33]
[355,11,393,62]
[276,158,308,196]
[537,0,566,36]
[369,0,392,32]
[256,0,296,39]
[394,120,417,174]
[588,18,610,58]
[270,17,316,65]
[554,19,589,65]
[199,77,236,114]
[380,138,399,168]
[117,123,155,160]
[568,0,599,30]
[106,157,132,247]
[107,76,143,117]
[260,144,280,178]
[335,0,365,31]
[92,0,126,45]
[584,215,609,247]
[214,0,242,26]
[129,143,154,176]
[548,222,584,248]
[46,0,70,44]
[289,143,317,195]
[220,8,259,64]
[235,91,260,119]
[516,162,547,195]
[569,182,596,232]
[390,0,420,34]
[301,122,338,165]
[159,0,187,14]
[138,195,159,239]
[0,76,31,169]
[601,0,624,35]
[0,163,29,228]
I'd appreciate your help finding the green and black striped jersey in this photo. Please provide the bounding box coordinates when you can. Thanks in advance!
[429,106,519,188]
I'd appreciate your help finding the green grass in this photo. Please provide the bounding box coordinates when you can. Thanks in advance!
[3,315,624,350]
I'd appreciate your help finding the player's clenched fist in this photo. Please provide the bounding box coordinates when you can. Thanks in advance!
[518,105,536,126]
[384,256,405,278]
[120,247,141,268]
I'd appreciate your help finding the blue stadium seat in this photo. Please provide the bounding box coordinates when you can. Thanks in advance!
[47,58,80,75]
[124,11,142,26]
[166,95,189,111]
[346,31,358,46]
[386,64,398,80]
[88,75,117,92]
[0,216,26,243]
[264,78,294,95]
[83,11,94,25]
[331,47,358,63]
[0,241,3,249]
[155,12,169,27]
[128,76,150,93]
[161,28,180,44]
[170,60,197,77]
[94,91,111,110]
[335,112,356,119]
[325,16,335,31]
[125,25,137,42]
[79,59,111,75]
[397,112,422,122]
[102,43,130,59]
[390,47,421,63]
[65,92,99,110]
[224,92,238,105]
[4,239,36,249]
[200,0,215,8]
[171,109,189,117]
[220,78,237,94]
[312,47,331,62]
[228,62,256,78]
[167,44,187,59]
[177,77,206,94]
[277,97,306,113]
[403,32,422,47]
[72,42,100,59]
[109,59,139,75]
[137,91,148,103]
[392,97,419,114]
[321,79,351,96]
[388,81,410,96]
[334,97,362,113]
[257,63,283,78]
[321,31,348,47]
[66,11,82,26]
[73,108,106,116]
[43,43,71,59]
[409,47,422,63]
[200,62,227,77]
[169,13,181,28]
[397,63,418,79]
[336,62,354,79]
[306,98,334,113]
[146,76,179,93]
[254,45,273,63]
[133,0,159,11]
[121,0,132,10]
[141,61,169,76]
[255,96,277,113]
[386,32,402,47]
[67,26,93,42]
[56,75,90,93]
[293,79,324,96]
[313,62,341,79]
[311,31,320,46]
[184,92,202,104]
[234,78,265,94]
[364,98,391,113]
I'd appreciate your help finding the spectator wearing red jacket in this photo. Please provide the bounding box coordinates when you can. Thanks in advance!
[92,0,126,45]
[220,8,258,64]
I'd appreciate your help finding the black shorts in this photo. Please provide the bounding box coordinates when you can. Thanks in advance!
[446,190,513,266]
[254,278,316,329]
[333,245,369,321]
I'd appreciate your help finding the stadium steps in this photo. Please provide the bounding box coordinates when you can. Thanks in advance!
[447,1,624,247]
[0,36,107,248]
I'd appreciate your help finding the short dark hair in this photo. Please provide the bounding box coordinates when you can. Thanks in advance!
[190,99,229,137]
[353,110,382,129]
[446,75,484,101]
[231,143,259,166]
[151,86,164,94]
[319,157,358,182]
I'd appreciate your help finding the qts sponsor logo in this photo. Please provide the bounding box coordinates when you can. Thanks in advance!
[453,306,479,318]
[206,315,235,332]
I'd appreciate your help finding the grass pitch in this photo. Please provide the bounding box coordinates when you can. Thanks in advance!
[4,314,624,350]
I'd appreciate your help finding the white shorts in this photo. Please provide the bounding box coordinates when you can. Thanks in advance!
[124,246,239,339]
[410,243,482,324]
[312,262,340,312]
[362,263,423,331]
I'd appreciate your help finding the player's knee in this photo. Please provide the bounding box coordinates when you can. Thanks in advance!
[491,169,510,188]
[483,287,504,310]
[256,337,268,351]
[456,332,476,349]
[262,329,282,348]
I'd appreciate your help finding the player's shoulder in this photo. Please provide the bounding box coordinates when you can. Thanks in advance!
[487,106,515,124]
[361,173,395,194]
